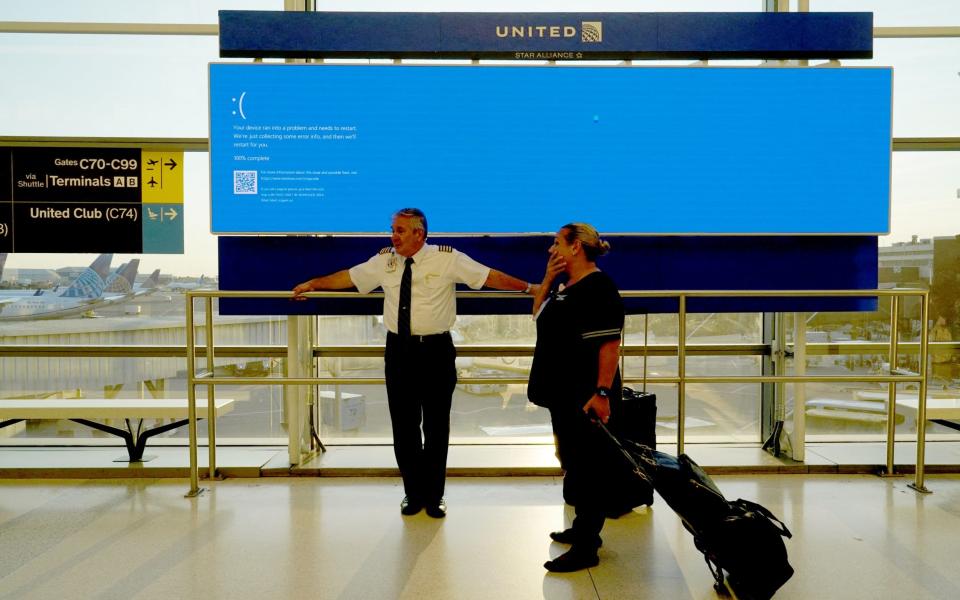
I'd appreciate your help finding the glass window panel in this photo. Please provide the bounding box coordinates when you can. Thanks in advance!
[3,1,282,24]
[812,0,959,27]
[888,152,960,243]
[0,358,288,441]
[841,39,960,137]
[312,1,759,12]
[0,34,222,138]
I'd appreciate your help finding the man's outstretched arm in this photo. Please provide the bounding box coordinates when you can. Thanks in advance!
[292,269,354,299]
[484,269,539,296]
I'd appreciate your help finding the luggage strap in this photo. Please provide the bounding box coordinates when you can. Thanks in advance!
[703,552,727,593]
[732,498,793,538]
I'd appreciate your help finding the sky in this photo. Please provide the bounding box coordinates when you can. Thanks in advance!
[0,0,957,276]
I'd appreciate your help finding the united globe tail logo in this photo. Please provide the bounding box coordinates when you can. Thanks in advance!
[581,22,602,43]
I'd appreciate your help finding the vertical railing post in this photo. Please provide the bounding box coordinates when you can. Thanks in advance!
[206,296,217,481]
[677,294,686,454]
[910,291,932,493]
[285,316,303,465]
[185,292,201,497]
[884,295,900,476]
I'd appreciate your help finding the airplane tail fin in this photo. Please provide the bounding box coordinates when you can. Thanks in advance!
[59,254,112,298]
[105,259,140,294]
[144,269,161,288]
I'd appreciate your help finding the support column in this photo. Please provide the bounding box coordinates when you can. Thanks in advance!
[285,315,314,466]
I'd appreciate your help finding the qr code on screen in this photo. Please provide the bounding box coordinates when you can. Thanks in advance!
[233,170,258,195]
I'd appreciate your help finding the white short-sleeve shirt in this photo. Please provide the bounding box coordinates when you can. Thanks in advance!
[349,244,490,335]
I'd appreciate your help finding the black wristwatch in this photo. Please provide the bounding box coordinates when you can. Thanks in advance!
[595,386,612,399]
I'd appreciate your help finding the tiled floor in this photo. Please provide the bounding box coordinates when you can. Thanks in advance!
[3,474,960,599]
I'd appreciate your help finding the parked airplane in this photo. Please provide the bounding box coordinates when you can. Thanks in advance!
[0,254,113,320]
[167,274,213,292]
[104,260,140,295]
[133,269,162,296]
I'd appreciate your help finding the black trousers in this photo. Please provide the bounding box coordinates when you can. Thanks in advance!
[550,405,609,549]
[385,331,457,504]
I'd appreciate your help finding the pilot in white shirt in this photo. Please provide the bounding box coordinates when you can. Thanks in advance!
[349,242,489,335]
[294,208,536,518]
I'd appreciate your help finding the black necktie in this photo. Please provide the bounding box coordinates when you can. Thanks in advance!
[398,257,414,338]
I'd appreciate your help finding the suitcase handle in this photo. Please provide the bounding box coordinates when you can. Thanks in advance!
[595,420,655,485]
[619,313,650,394]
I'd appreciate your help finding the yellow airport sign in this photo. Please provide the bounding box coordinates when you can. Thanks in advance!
[141,151,183,204]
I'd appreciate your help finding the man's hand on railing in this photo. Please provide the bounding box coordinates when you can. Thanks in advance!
[291,282,313,300]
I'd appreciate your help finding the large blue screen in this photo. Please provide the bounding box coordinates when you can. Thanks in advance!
[209,64,891,234]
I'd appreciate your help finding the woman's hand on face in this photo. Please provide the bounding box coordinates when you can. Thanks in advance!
[583,394,611,424]
[543,249,566,286]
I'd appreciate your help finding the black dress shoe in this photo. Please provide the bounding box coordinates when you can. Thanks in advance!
[425,498,447,518]
[549,529,577,545]
[543,548,600,573]
[400,496,422,515]
[549,529,602,547]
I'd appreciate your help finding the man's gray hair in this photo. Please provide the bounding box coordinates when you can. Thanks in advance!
[394,207,428,236]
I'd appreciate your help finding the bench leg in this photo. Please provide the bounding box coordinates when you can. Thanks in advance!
[71,419,138,459]
[932,419,960,433]
[70,418,206,462]
[130,418,194,461]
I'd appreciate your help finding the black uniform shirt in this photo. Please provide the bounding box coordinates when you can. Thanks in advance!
[528,271,624,409]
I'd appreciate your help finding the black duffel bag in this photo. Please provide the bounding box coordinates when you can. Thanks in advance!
[598,424,794,599]
[695,498,794,600]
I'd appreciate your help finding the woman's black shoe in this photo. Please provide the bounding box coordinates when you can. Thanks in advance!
[543,548,600,573]
[549,529,602,547]
[549,529,576,544]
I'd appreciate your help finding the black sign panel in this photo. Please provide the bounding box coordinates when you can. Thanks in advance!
[11,202,142,253]
[0,147,184,253]
[11,148,141,203]
[0,149,10,251]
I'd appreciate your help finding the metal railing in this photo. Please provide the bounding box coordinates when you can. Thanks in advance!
[184,287,933,497]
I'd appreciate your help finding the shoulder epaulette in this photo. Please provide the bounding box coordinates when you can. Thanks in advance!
[378,247,393,255]
[438,245,453,253]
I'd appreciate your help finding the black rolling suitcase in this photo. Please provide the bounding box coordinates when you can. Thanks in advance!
[599,426,794,599]
[563,319,657,517]
[563,386,657,516]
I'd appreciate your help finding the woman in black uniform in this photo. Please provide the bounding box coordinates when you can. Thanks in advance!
[528,222,624,573]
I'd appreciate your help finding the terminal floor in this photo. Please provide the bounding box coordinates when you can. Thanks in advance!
[2,474,960,599]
